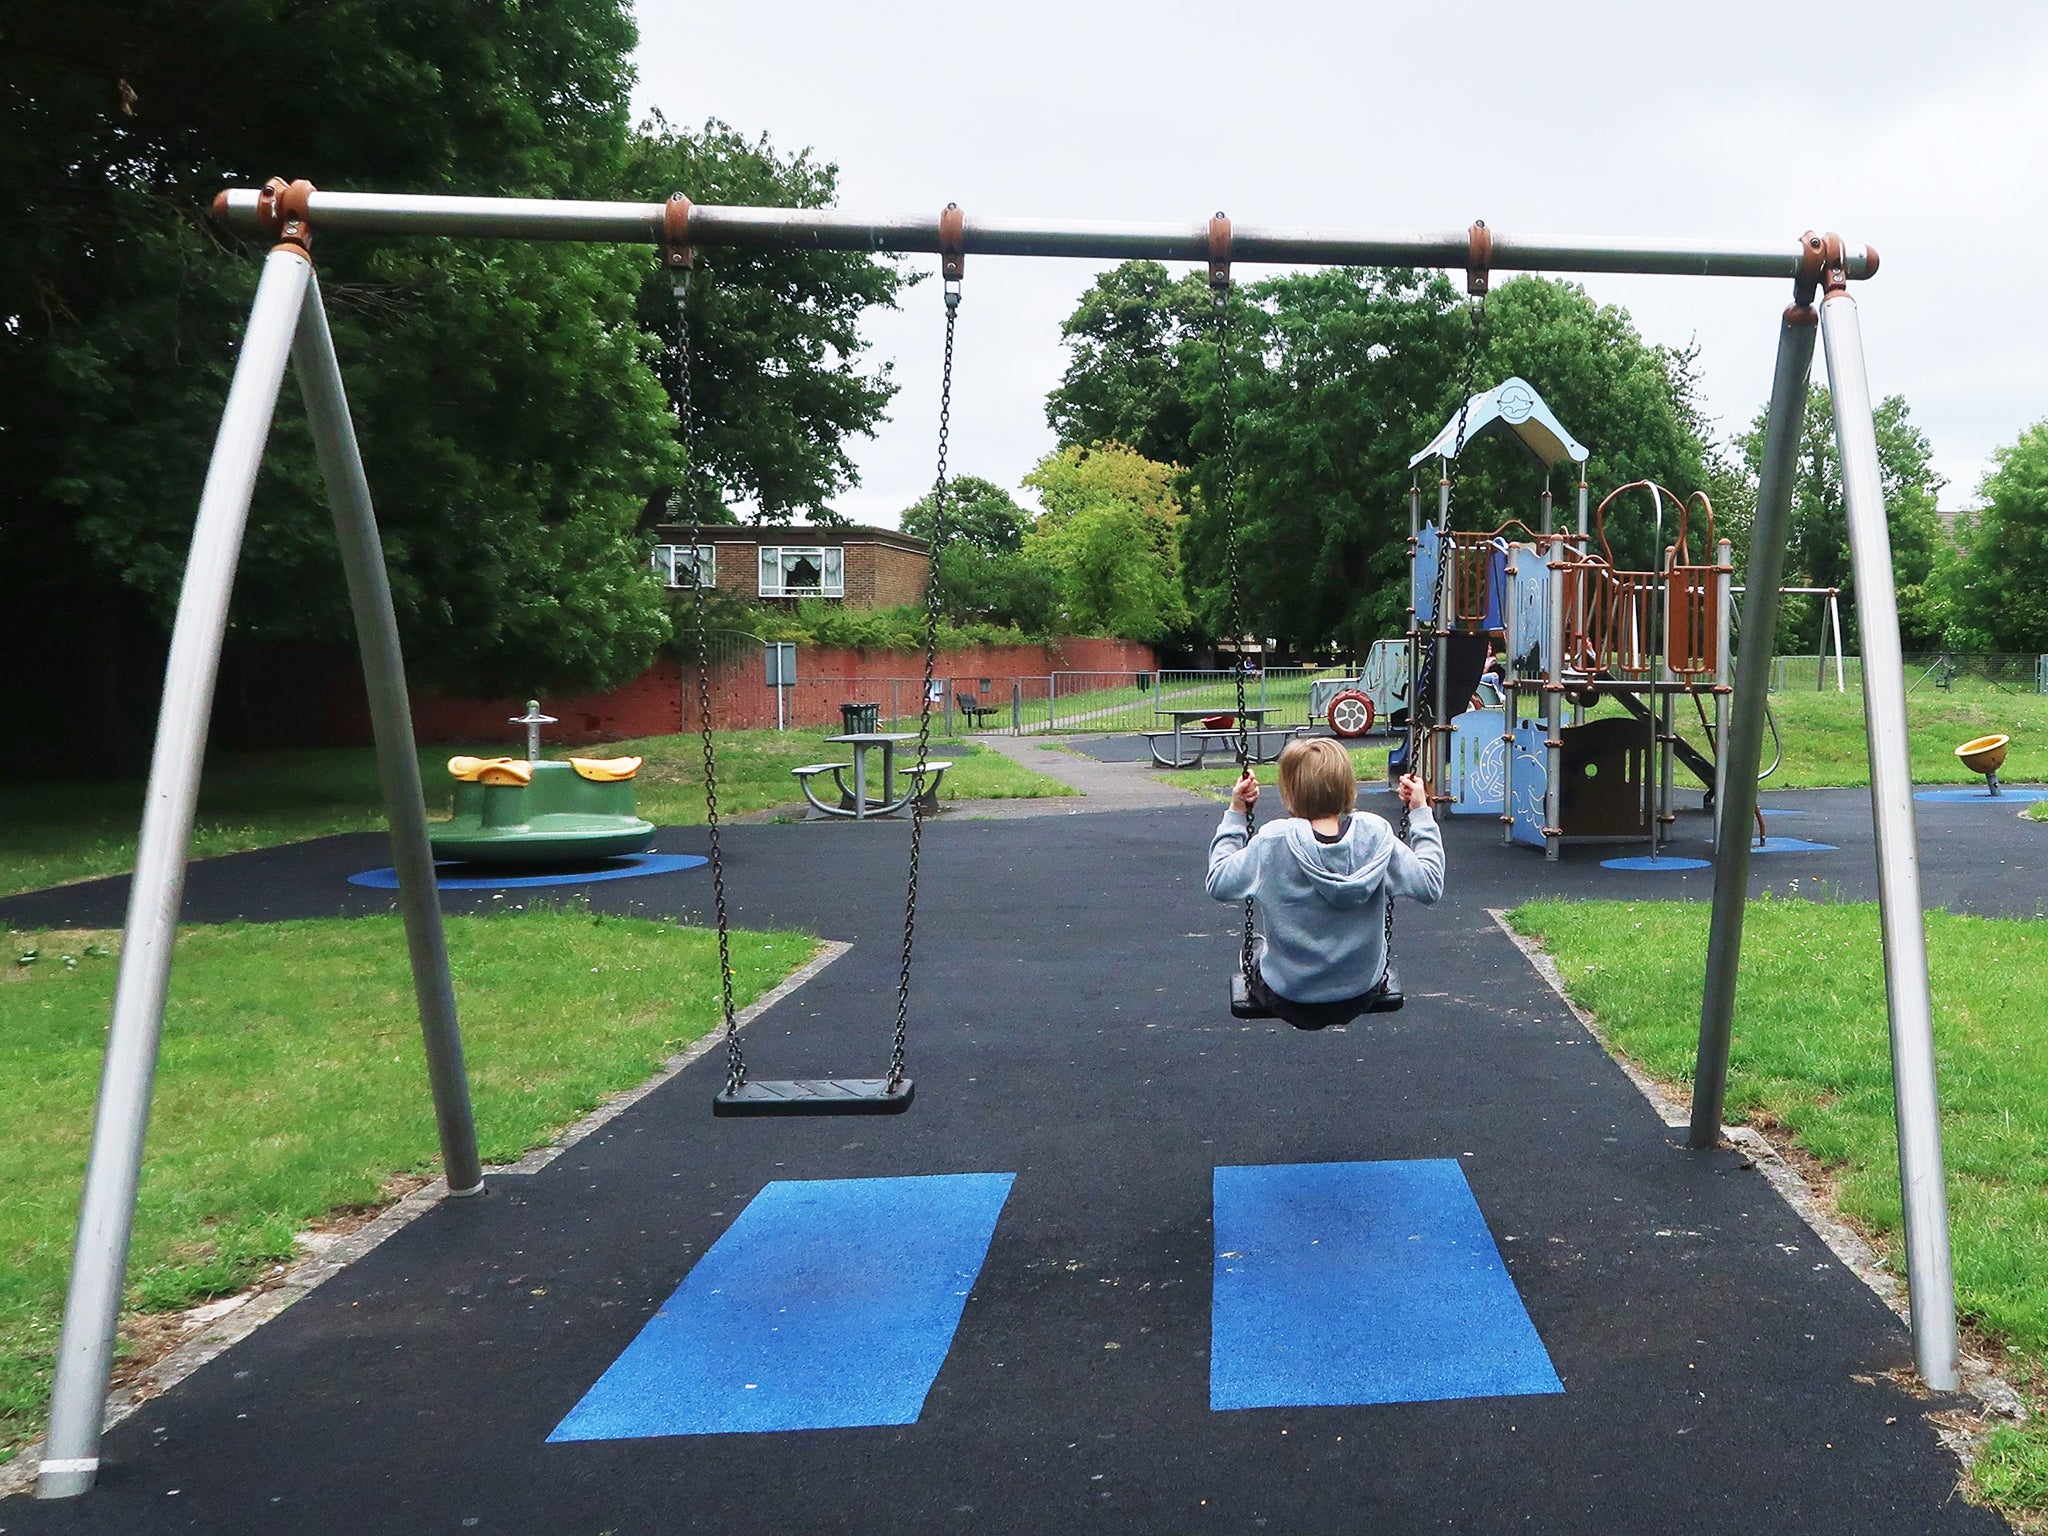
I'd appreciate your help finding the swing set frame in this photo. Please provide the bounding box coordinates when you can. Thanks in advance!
[34,186,1954,1500]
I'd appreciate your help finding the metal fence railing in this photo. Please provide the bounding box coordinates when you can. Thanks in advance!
[1008,665,1352,736]
[1766,653,2048,696]
[683,663,1358,737]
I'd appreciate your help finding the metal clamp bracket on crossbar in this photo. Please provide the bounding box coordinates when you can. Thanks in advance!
[939,202,965,305]
[663,192,694,272]
[221,177,318,258]
[1208,212,1232,293]
[1467,219,1492,296]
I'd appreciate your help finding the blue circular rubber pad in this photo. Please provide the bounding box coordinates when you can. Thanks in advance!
[1600,855,1712,872]
[348,852,708,890]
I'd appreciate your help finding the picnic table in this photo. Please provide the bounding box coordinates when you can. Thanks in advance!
[1143,707,1299,769]
[791,732,951,820]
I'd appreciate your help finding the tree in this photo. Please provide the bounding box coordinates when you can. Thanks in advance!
[1023,444,1191,641]
[1180,268,1456,651]
[1044,262,1216,466]
[1953,422,2048,651]
[626,117,903,528]
[932,545,1061,635]
[1469,280,1727,572]
[3,5,906,766]
[6,0,672,727]
[898,475,1049,631]
[1167,270,1724,652]
[1733,386,1946,650]
[900,475,1031,552]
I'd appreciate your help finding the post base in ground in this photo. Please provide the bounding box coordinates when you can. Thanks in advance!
[36,1457,99,1500]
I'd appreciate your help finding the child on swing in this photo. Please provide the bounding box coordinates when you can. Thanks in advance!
[1205,736,1443,1029]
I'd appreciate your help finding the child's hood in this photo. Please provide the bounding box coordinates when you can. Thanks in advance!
[1277,815,1394,908]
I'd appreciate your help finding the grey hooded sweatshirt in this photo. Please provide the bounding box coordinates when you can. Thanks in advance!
[1205,806,1444,1003]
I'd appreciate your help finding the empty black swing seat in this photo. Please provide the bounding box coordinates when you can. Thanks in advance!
[713,1078,915,1117]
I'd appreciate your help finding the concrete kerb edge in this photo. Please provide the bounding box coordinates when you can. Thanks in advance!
[1486,908,2028,1446]
[0,937,851,1499]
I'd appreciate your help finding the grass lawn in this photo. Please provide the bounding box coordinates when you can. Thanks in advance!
[1668,681,2048,791]
[0,909,816,1468]
[615,727,1071,823]
[1156,742,1393,801]
[1509,896,2048,1517]
[0,729,1071,899]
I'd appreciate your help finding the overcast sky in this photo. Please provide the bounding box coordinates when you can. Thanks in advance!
[633,1,2048,527]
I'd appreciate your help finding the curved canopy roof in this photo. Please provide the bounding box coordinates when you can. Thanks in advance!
[1408,376,1589,469]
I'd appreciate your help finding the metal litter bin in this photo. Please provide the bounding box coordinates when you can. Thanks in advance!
[839,701,879,734]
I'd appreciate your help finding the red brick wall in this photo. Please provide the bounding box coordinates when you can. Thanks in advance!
[252,636,1158,749]
[398,636,1159,744]
[861,543,929,608]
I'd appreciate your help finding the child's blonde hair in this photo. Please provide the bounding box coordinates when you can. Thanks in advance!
[1277,737,1357,821]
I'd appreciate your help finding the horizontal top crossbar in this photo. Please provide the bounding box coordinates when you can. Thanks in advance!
[212,188,1873,281]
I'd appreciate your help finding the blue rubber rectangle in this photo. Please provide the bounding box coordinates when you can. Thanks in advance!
[1211,1159,1562,1411]
[550,1172,1014,1440]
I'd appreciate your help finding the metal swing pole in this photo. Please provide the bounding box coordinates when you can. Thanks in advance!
[37,245,314,1501]
[1692,281,1818,1151]
[293,275,482,1199]
[1829,587,1847,692]
[1712,537,1734,843]
[1820,268,1959,1391]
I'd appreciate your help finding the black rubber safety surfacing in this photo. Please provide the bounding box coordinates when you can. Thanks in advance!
[0,802,2017,1536]
[712,1078,915,1117]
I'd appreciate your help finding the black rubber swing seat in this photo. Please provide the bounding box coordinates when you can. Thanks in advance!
[1229,969,1404,1024]
[712,1078,915,1117]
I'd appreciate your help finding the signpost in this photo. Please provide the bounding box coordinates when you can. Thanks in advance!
[765,642,797,731]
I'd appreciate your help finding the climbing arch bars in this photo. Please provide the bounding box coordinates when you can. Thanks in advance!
[34,194,1944,1502]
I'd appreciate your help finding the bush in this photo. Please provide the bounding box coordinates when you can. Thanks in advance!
[677,595,1036,652]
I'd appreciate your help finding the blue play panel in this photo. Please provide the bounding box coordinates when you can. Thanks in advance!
[1210,1160,1563,1411]
[1601,855,1712,872]
[550,1173,1015,1440]
[1750,837,1838,854]
[1914,786,2048,804]
[347,852,706,890]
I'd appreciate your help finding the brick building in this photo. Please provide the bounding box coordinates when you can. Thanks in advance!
[649,523,929,610]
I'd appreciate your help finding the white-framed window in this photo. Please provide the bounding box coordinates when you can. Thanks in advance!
[758,545,844,598]
[652,543,716,589]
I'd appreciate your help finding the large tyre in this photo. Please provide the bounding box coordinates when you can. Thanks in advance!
[1327,689,1376,739]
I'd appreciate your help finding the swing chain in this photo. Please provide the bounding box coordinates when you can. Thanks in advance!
[670,267,746,1095]
[891,265,960,1091]
[1386,280,1487,976]
[1210,264,1258,982]
[1407,283,1488,815]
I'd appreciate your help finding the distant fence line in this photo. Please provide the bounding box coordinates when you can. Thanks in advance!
[680,663,1354,735]
[1769,653,2048,695]
[679,652,2048,735]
